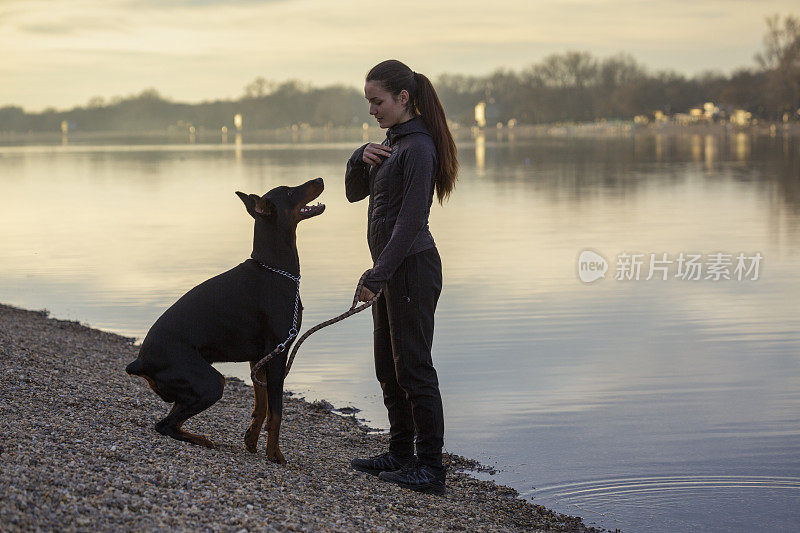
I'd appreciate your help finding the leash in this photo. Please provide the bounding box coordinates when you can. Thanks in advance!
[249,263,448,472]
[250,268,382,387]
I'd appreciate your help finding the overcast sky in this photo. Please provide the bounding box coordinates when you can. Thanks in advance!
[1,0,797,112]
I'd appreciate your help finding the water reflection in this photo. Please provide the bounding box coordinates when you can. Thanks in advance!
[0,133,799,532]
[735,132,750,161]
[474,131,485,174]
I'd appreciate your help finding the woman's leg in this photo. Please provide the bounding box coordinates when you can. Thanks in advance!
[385,248,444,469]
[372,288,415,459]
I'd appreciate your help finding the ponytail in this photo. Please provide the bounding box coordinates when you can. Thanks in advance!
[367,60,458,204]
[412,72,458,204]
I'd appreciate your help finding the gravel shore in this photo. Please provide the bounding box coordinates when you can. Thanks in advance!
[0,303,591,532]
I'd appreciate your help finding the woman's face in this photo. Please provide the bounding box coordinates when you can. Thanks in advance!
[364,80,410,129]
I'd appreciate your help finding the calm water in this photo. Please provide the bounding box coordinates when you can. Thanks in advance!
[1,132,799,531]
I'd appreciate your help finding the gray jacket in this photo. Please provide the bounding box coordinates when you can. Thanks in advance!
[345,116,437,293]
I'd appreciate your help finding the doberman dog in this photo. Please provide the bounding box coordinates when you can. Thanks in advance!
[125,178,325,463]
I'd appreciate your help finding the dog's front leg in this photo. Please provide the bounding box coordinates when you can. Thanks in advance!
[264,354,287,464]
[244,361,267,454]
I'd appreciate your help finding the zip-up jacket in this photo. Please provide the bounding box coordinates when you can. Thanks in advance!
[345,116,437,293]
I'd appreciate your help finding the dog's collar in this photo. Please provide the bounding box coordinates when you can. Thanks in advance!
[252,259,300,283]
[251,258,302,358]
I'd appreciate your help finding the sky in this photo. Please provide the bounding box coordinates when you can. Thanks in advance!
[1,0,798,112]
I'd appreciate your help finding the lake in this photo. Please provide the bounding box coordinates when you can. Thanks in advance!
[1,130,798,531]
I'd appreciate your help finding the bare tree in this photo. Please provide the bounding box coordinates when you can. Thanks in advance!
[86,96,106,108]
[243,77,274,99]
[531,51,599,89]
[756,14,800,118]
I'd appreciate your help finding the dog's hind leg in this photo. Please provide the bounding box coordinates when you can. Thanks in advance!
[155,403,216,448]
[244,361,267,454]
[142,374,176,403]
[154,364,225,449]
[126,358,176,403]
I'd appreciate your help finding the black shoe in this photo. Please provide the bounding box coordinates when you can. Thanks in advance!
[350,451,415,476]
[378,462,447,495]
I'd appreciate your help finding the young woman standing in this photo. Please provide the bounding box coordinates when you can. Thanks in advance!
[345,59,458,495]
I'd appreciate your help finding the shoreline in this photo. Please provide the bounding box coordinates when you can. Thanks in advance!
[0,121,797,148]
[0,303,593,532]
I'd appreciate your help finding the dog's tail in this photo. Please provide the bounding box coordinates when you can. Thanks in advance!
[125,358,145,375]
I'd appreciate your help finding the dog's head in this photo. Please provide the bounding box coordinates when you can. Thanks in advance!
[236,178,325,228]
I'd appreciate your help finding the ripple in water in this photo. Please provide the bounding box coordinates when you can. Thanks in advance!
[531,476,800,529]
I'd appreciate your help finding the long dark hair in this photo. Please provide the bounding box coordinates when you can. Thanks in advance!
[367,60,458,204]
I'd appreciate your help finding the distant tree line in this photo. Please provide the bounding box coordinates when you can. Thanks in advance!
[0,14,797,133]
[438,14,799,125]
[0,83,369,134]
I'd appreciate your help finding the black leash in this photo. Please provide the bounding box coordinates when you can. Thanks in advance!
[251,269,381,386]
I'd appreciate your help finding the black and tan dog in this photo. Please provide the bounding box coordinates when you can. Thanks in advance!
[125,178,325,463]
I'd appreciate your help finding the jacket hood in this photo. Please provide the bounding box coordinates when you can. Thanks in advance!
[387,116,431,144]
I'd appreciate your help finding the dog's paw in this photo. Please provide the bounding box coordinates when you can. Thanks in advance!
[192,435,217,449]
[266,448,287,464]
[244,428,259,453]
[244,438,257,454]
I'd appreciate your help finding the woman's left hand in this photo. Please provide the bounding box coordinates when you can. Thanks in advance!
[359,286,376,302]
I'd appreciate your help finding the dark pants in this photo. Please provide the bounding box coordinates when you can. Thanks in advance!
[372,247,444,468]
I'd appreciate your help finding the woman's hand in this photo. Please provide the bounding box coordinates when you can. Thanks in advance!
[358,286,376,302]
[362,143,392,166]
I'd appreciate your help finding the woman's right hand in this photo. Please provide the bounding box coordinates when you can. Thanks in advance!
[358,286,376,303]
[362,143,392,166]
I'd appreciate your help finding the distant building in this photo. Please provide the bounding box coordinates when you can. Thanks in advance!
[703,102,720,121]
[731,109,752,126]
[682,102,720,124]
[474,102,486,128]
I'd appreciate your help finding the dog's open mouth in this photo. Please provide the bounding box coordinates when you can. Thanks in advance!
[299,201,325,220]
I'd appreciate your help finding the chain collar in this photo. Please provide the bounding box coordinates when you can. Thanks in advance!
[253,258,300,283]
[253,259,301,354]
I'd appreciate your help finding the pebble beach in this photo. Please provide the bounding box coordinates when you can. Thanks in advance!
[0,303,592,532]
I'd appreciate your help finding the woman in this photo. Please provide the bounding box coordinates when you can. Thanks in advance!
[345,59,458,495]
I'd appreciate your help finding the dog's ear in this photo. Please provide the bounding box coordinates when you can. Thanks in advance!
[236,191,257,217]
[254,197,276,218]
[236,191,275,219]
